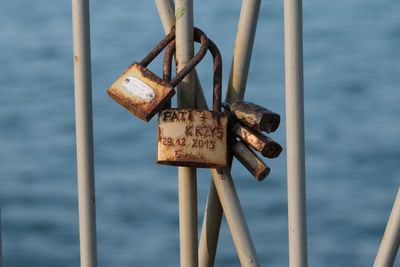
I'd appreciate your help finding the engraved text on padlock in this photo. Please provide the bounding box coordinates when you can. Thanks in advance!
[157,109,227,168]
[156,37,227,168]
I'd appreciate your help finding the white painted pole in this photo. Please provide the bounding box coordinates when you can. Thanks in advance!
[199,1,261,265]
[374,187,400,267]
[155,2,259,265]
[175,1,198,266]
[72,1,98,266]
[226,0,261,104]
[284,0,308,266]
[199,182,223,267]
[0,207,2,267]
[155,0,209,110]
[155,0,175,34]
[211,168,260,267]
[178,167,198,267]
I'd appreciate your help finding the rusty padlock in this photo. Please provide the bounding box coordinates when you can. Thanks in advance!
[223,100,280,133]
[107,27,209,122]
[157,38,227,168]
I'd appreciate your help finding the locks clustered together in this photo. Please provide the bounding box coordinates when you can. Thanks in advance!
[107,26,282,181]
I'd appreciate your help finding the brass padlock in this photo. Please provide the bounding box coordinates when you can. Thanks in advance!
[107,27,209,122]
[157,38,227,168]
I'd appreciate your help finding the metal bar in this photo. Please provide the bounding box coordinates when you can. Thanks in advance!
[0,207,2,267]
[155,0,176,34]
[374,187,400,267]
[226,0,261,104]
[178,167,198,267]
[175,1,198,266]
[155,1,260,265]
[283,0,308,266]
[232,141,271,181]
[71,1,98,266]
[175,0,195,108]
[199,183,223,267]
[155,3,208,263]
[211,168,260,267]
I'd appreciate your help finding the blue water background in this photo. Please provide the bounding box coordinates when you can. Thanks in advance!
[0,0,399,266]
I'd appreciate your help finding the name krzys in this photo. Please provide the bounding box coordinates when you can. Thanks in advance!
[162,110,224,139]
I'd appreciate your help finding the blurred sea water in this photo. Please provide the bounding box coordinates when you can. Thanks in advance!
[0,0,399,266]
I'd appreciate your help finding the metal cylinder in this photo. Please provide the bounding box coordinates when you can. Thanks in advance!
[72,0,98,266]
[200,0,262,265]
[155,1,261,266]
[155,0,209,110]
[226,0,261,103]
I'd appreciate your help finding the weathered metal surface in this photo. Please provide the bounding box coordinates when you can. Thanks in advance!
[232,140,270,181]
[140,26,175,68]
[108,27,209,122]
[157,109,227,168]
[232,122,282,158]
[230,100,280,133]
[158,35,227,168]
[163,27,209,87]
[107,28,176,122]
[108,62,175,122]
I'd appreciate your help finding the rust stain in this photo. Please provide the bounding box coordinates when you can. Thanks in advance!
[156,109,227,168]
[107,62,175,122]
[74,54,79,64]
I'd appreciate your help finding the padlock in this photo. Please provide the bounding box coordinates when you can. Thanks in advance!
[156,38,227,168]
[107,27,209,122]
[223,100,280,133]
[161,28,208,110]
[231,122,282,158]
[232,140,270,181]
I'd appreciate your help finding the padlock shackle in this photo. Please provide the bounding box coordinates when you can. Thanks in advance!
[209,39,222,113]
[164,35,222,112]
[164,28,209,88]
[139,26,176,68]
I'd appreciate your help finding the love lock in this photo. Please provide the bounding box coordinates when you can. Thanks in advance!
[107,27,209,122]
[157,38,227,168]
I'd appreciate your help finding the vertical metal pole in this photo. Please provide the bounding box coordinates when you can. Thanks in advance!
[0,207,2,267]
[154,0,209,110]
[199,181,223,267]
[374,187,400,267]
[284,0,308,266]
[175,1,198,266]
[175,0,196,108]
[211,168,260,267]
[72,1,98,267]
[199,1,261,266]
[155,0,175,34]
[226,0,261,104]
